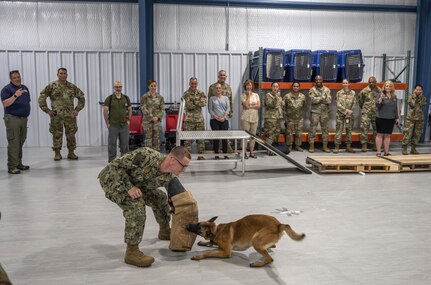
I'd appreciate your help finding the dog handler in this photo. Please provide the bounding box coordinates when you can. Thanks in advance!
[98,146,197,267]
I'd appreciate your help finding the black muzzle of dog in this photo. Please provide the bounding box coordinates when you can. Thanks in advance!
[186,223,200,235]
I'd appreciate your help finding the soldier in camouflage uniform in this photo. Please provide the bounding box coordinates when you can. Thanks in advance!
[39,68,85,161]
[308,75,332,153]
[98,146,191,267]
[141,80,164,151]
[333,79,357,153]
[283,81,306,152]
[208,70,234,153]
[264,82,283,155]
[402,84,427,155]
[358,76,381,152]
[183,77,207,159]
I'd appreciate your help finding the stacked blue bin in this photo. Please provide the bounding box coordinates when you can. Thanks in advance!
[337,49,364,82]
[312,50,338,82]
[285,49,313,82]
[251,48,286,82]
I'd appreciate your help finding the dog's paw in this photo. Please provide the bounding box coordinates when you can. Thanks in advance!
[191,255,202,261]
[197,241,213,247]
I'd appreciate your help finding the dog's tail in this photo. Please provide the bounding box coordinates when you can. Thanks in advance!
[282,224,306,241]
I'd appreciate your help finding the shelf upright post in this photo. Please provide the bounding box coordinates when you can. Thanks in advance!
[258,47,264,131]
[382,53,387,82]
[403,50,411,126]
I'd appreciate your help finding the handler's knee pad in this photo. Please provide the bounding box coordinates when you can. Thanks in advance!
[169,191,198,252]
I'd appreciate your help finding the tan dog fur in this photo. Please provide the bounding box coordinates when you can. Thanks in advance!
[188,215,305,267]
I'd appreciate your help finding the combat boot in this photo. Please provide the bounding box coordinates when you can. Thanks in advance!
[54,149,62,161]
[287,145,292,153]
[322,143,330,153]
[346,143,355,153]
[410,146,419,155]
[124,244,155,267]
[226,143,235,153]
[402,145,408,155]
[332,145,339,154]
[309,143,315,153]
[295,146,303,152]
[67,150,78,160]
[361,143,367,152]
[158,223,171,240]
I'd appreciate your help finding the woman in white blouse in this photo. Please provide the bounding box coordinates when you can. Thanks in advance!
[240,80,261,158]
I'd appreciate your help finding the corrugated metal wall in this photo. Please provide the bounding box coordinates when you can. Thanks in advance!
[0,1,421,148]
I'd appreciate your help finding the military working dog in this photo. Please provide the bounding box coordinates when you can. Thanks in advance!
[186,215,305,267]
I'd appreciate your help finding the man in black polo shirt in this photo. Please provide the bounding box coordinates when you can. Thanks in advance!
[1,70,31,174]
[103,80,132,162]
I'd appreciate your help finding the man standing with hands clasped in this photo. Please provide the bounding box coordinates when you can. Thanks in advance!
[103,81,132,162]
[1,70,31,174]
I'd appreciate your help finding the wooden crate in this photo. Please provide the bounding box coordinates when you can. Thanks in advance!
[306,156,400,173]
[381,154,431,172]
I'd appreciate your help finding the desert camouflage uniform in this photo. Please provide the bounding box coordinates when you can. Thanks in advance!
[402,93,427,147]
[39,81,85,151]
[335,89,356,145]
[183,89,207,153]
[264,92,283,145]
[208,82,233,118]
[141,92,164,151]
[283,92,306,148]
[308,86,332,144]
[358,86,381,144]
[98,147,172,244]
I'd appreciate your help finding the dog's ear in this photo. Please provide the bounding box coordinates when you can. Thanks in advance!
[208,216,218,223]
[208,233,215,240]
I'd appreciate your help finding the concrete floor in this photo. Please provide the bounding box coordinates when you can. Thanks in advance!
[1,143,431,285]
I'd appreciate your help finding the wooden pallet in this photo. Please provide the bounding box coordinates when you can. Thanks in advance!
[306,156,400,173]
[381,154,431,172]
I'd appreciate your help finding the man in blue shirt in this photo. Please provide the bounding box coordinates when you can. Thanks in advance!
[1,70,31,174]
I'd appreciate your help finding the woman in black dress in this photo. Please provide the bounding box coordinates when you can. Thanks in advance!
[375,80,400,156]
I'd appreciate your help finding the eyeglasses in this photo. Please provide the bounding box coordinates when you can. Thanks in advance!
[114,86,122,88]
[172,156,189,169]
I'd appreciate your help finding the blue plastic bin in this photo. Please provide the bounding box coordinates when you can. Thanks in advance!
[312,50,338,82]
[337,50,365,82]
[285,49,313,82]
[251,48,286,82]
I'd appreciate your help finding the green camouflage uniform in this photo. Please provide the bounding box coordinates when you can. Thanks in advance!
[308,86,332,144]
[39,81,85,151]
[98,147,172,244]
[402,93,427,147]
[358,86,381,144]
[208,82,233,118]
[264,92,283,145]
[141,92,164,151]
[183,89,207,153]
[283,92,306,147]
[335,89,356,145]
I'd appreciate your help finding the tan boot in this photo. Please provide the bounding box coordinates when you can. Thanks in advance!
[410,146,419,155]
[226,143,235,153]
[361,143,367,152]
[295,146,303,152]
[54,149,62,161]
[333,145,339,154]
[124,244,155,267]
[346,143,356,153]
[322,143,330,153]
[67,150,78,160]
[309,143,315,153]
[402,145,408,155]
[158,223,171,240]
[169,191,198,252]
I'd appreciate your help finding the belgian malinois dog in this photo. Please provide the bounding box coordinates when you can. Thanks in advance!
[186,215,305,267]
